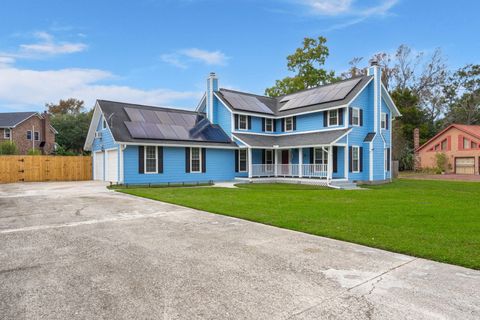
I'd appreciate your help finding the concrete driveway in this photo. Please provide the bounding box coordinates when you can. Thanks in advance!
[0,182,479,319]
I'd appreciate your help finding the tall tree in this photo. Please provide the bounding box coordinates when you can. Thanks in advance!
[265,36,337,97]
[46,98,85,115]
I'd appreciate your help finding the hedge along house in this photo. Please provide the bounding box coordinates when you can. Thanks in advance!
[84,61,400,187]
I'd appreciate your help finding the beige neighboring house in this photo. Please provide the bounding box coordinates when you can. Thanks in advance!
[415,124,480,175]
[0,111,57,155]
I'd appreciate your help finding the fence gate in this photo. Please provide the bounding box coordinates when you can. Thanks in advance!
[0,156,92,183]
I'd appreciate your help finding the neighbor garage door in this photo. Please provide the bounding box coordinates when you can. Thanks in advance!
[94,151,104,180]
[455,157,475,174]
[106,149,118,183]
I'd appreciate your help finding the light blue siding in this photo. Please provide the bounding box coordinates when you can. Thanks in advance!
[123,146,236,184]
[372,135,385,180]
[215,98,232,137]
[381,97,392,179]
[333,146,345,178]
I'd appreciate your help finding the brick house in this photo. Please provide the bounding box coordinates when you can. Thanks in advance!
[415,124,480,175]
[0,112,57,155]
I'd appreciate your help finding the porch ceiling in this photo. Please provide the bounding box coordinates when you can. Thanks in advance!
[233,128,350,148]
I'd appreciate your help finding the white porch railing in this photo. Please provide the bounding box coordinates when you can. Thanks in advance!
[251,164,328,179]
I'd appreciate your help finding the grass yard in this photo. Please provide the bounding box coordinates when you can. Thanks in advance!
[118,179,480,269]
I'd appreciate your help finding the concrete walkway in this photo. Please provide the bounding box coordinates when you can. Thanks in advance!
[0,181,479,319]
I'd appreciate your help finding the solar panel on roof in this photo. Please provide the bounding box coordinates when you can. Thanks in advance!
[142,122,164,139]
[222,91,274,115]
[155,111,175,124]
[125,121,148,139]
[139,109,159,123]
[125,108,145,122]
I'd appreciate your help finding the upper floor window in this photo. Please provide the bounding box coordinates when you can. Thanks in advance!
[381,113,387,129]
[328,110,338,126]
[472,142,478,149]
[4,128,11,139]
[284,117,294,132]
[238,115,248,130]
[190,147,202,173]
[34,131,40,141]
[102,118,107,130]
[463,138,470,149]
[145,146,158,174]
[265,118,274,132]
[441,139,448,150]
[352,108,360,126]
[27,130,32,140]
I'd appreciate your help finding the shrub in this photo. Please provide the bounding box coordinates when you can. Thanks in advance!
[435,152,448,173]
[0,141,17,155]
[54,145,78,156]
[27,148,42,155]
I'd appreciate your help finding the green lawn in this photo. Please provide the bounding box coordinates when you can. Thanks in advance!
[118,180,480,269]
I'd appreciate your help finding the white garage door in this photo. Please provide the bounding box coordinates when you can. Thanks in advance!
[106,149,119,183]
[455,157,475,175]
[94,151,104,181]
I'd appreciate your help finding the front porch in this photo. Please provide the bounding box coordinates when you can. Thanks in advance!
[238,146,348,185]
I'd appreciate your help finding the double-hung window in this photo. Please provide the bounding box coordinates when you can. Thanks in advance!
[190,147,201,173]
[352,146,360,173]
[102,118,107,130]
[4,128,11,139]
[328,110,338,126]
[265,150,274,164]
[265,118,274,132]
[27,130,32,140]
[381,113,387,129]
[284,117,293,132]
[441,139,447,151]
[145,146,158,173]
[34,131,40,141]
[238,149,247,172]
[314,148,328,172]
[238,115,248,130]
[352,108,360,126]
[463,138,470,149]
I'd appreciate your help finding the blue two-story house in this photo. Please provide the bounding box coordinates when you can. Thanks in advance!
[84,62,400,188]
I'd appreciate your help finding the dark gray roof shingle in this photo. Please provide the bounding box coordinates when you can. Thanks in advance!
[0,112,37,127]
[233,129,350,148]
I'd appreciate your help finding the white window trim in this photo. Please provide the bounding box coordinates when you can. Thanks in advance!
[238,115,248,131]
[34,131,40,141]
[328,110,339,127]
[27,130,32,140]
[352,146,360,173]
[102,118,107,130]
[384,149,388,172]
[190,147,202,173]
[238,149,247,172]
[352,108,360,126]
[265,149,274,164]
[381,112,387,129]
[144,146,158,174]
[284,117,293,132]
[4,128,11,139]
[265,118,274,132]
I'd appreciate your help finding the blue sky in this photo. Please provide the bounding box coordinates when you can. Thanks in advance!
[0,0,478,112]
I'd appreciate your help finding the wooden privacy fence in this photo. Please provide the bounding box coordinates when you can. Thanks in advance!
[0,156,92,183]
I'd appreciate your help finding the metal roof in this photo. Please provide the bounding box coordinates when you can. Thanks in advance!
[233,129,350,148]
[216,75,372,117]
[97,100,237,147]
[0,112,37,127]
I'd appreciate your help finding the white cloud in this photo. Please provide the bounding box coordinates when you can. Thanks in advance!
[0,65,201,111]
[180,48,228,66]
[301,0,397,16]
[161,48,229,68]
[303,0,353,15]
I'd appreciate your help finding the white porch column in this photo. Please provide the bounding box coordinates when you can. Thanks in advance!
[327,145,333,182]
[274,149,278,177]
[299,147,303,178]
[248,147,253,179]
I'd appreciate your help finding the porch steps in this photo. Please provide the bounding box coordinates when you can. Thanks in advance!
[329,180,360,190]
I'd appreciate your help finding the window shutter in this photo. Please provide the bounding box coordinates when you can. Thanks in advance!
[386,114,389,130]
[323,111,328,127]
[262,118,265,132]
[387,148,391,171]
[349,107,353,125]
[360,109,364,126]
[281,118,285,132]
[338,109,344,126]
[333,146,338,173]
[293,116,297,130]
[309,147,314,164]
[247,116,252,130]
[359,147,364,172]
[201,148,206,173]
[138,146,144,174]
[235,150,239,172]
[349,146,353,172]
[273,119,277,132]
[234,114,239,130]
[262,149,265,165]
[157,146,163,174]
[185,147,190,173]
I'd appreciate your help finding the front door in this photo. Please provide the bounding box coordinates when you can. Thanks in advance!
[281,150,289,175]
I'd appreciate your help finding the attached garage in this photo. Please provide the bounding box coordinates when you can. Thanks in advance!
[106,149,119,183]
[455,157,475,174]
[94,151,104,180]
